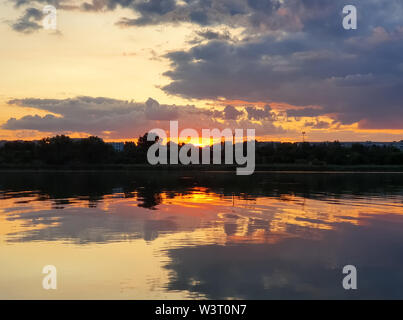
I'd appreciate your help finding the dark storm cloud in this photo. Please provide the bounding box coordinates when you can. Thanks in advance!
[3,97,182,135]
[188,29,233,44]
[223,105,243,120]
[286,108,325,118]
[7,0,403,129]
[9,0,403,33]
[3,96,284,137]
[83,0,286,29]
[160,0,403,129]
[10,0,79,11]
[246,105,275,121]
[11,0,63,7]
[304,120,331,129]
[11,7,43,33]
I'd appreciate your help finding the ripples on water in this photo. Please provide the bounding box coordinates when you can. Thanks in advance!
[0,171,403,299]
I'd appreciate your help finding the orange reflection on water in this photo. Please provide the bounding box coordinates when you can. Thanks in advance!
[1,187,403,247]
[1,182,403,299]
[101,187,403,246]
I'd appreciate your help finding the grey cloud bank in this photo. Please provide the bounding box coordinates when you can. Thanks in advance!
[6,0,403,130]
[3,97,283,138]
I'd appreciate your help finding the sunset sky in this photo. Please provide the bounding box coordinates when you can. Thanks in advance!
[1,0,403,142]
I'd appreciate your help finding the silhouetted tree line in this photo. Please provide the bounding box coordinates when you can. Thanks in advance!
[0,134,402,166]
[255,141,403,165]
[0,134,162,165]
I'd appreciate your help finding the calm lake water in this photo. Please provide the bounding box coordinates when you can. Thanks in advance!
[1,171,403,299]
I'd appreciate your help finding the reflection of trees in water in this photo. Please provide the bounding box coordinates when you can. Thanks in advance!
[1,171,403,211]
[137,191,162,209]
[3,172,403,257]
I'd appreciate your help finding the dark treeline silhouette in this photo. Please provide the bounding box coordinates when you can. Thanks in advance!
[256,141,403,165]
[0,134,402,166]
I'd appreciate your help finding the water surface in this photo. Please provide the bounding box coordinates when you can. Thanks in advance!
[1,171,403,299]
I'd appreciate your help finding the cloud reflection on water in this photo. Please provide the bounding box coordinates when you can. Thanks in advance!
[1,171,403,299]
